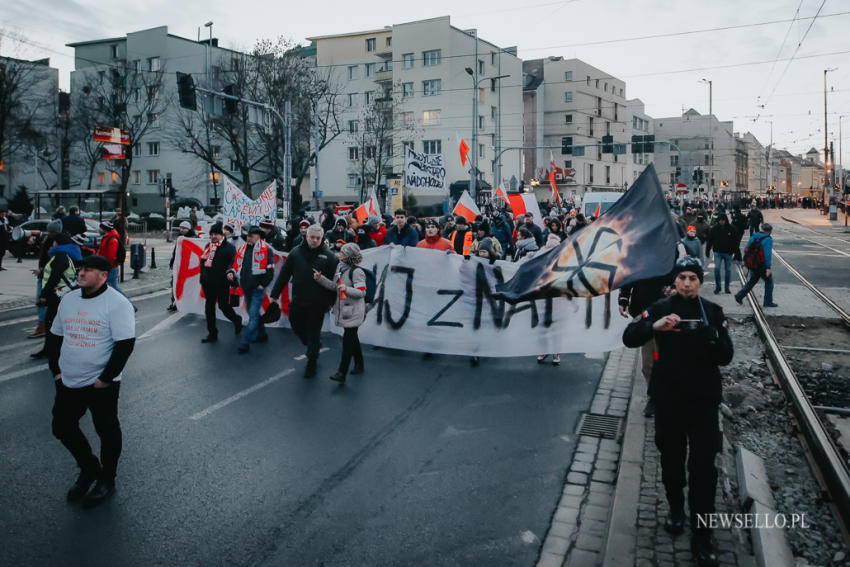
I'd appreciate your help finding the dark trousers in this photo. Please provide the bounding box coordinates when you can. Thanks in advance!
[654,399,720,533]
[40,293,61,352]
[289,304,325,365]
[339,327,363,374]
[202,283,241,335]
[735,269,774,306]
[52,382,122,482]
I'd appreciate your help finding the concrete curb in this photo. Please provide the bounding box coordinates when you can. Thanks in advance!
[779,216,799,225]
[601,351,646,567]
[736,448,794,567]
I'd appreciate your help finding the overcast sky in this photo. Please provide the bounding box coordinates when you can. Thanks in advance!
[2,0,848,164]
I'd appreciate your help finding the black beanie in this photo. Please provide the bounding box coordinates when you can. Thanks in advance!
[672,256,704,282]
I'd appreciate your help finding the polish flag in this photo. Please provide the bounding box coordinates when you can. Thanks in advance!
[549,151,561,204]
[495,186,509,204]
[506,193,544,227]
[457,132,470,167]
[354,190,381,223]
[451,190,480,223]
[593,203,601,218]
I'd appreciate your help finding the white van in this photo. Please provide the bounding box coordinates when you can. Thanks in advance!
[580,192,624,218]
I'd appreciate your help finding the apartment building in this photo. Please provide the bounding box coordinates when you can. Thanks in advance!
[308,16,523,207]
[67,26,246,212]
[0,56,61,202]
[740,132,767,193]
[799,147,825,193]
[624,98,654,186]
[653,109,740,192]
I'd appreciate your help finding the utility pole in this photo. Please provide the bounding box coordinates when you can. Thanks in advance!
[824,68,833,212]
[471,29,478,201]
[700,78,713,191]
[495,48,501,195]
[313,101,320,209]
[204,21,217,205]
[284,100,292,220]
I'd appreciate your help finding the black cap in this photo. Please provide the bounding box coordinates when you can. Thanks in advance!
[208,222,224,235]
[424,219,439,228]
[672,256,704,282]
[247,225,263,235]
[79,255,111,272]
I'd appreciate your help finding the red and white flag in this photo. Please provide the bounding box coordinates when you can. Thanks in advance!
[102,144,125,160]
[456,131,470,167]
[495,185,509,204]
[549,151,562,204]
[354,190,381,223]
[506,193,544,227]
[451,190,480,223]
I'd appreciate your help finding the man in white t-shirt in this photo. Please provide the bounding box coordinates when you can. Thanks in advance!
[47,255,136,508]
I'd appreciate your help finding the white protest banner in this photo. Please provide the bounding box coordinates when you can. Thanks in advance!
[174,240,626,356]
[403,146,447,192]
[220,177,277,230]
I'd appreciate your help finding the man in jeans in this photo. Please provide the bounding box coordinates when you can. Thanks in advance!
[228,226,275,354]
[735,223,776,308]
[705,214,737,295]
[47,255,136,508]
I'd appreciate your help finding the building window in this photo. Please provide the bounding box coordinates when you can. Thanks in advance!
[147,57,160,72]
[212,145,221,159]
[348,65,359,81]
[597,146,602,160]
[604,82,608,92]
[586,75,591,86]
[348,174,361,187]
[348,147,359,160]
[565,114,573,124]
[597,96,602,116]
[564,91,573,103]
[110,44,119,59]
[565,71,572,82]
[97,172,104,185]
[365,63,376,77]
[605,165,611,184]
[478,88,485,102]
[365,91,375,105]
[595,79,599,88]
[403,141,414,153]
[133,143,141,157]
[148,113,159,128]
[365,146,376,159]
[230,159,239,171]
[403,53,414,68]
[347,93,357,107]
[588,117,594,136]
[366,38,376,52]
[423,79,441,96]
[423,110,441,125]
[132,59,141,73]
[132,170,141,184]
[588,164,594,183]
[348,120,359,133]
[490,78,496,92]
[614,103,618,121]
[491,106,497,119]
[565,160,572,169]
[606,122,611,136]
[478,60,484,74]
[400,112,414,127]
[478,115,484,128]
[386,37,392,47]
[109,171,118,184]
[147,142,160,156]
[491,51,496,65]
[423,49,441,66]
[619,87,623,97]
[479,144,485,158]
[147,170,159,184]
[423,139,441,154]
[403,82,414,98]
[705,154,710,165]
[670,155,679,166]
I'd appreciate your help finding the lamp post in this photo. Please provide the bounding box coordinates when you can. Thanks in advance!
[465,66,509,201]
[204,21,219,206]
[824,68,837,213]
[700,78,713,192]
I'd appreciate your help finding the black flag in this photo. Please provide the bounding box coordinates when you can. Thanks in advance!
[495,164,679,303]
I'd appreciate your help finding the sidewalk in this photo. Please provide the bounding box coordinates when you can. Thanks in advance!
[767,207,848,229]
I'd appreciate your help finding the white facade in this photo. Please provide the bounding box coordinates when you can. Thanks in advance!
[0,57,60,201]
[624,98,654,186]
[523,57,630,199]
[309,16,524,208]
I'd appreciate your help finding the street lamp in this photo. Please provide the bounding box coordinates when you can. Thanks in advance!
[700,78,713,190]
[204,21,218,206]
[465,67,509,201]
[824,67,837,214]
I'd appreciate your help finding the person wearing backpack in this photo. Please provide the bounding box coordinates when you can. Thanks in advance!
[97,221,129,301]
[316,242,368,384]
[735,223,776,307]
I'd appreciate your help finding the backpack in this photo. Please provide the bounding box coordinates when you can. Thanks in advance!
[350,266,377,304]
[743,235,768,271]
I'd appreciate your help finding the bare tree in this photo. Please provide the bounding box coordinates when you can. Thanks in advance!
[73,59,168,206]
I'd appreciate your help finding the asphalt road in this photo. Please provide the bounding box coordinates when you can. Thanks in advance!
[768,219,850,290]
[0,289,604,566]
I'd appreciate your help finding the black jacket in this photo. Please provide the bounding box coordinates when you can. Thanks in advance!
[705,222,738,255]
[618,274,672,318]
[271,241,338,308]
[747,209,763,229]
[62,213,87,237]
[200,241,236,289]
[262,226,286,251]
[623,294,734,405]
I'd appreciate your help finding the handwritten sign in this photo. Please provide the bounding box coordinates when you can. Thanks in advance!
[404,146,446,192]
[220,177,277,230]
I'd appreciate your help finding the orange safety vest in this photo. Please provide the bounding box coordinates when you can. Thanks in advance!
[450,230,474,256]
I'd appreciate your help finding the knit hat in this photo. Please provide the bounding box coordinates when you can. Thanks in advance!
[208,223,224,235]
[686,225,696,233]
[672,256,704,282]
[99,220,113,231]
[366,215,381,228]
[47,219,63,233]
[335,218,348,227]
[339,242,362,265]
[247,225,263,235]
[259,217,275,228]
[455,216,468,225]
[179,221,192,229]
[477,221,490,235]
[545,233,562,249]
[71,233,88,246]
[79,255,111,272]
[298,219,311,228]
[424,219,439,228]
[477,237,494,255]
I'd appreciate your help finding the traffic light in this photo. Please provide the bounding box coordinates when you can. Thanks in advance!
[643,134,654,153]
[176,72,196,110]
[561,136,573,155]
[601,135,613,153]
[223,84,238,114]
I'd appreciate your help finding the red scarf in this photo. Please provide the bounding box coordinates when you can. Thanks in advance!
[202,241,220,267]
[235,240,270,275]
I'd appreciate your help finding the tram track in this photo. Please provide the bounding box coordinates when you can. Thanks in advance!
[736,256,850,530]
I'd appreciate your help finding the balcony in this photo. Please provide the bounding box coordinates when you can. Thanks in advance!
[375,68,393,83]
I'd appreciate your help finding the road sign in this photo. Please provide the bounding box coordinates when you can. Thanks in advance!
[94,126,130,145]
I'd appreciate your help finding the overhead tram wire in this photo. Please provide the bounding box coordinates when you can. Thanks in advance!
[756,0,804,107]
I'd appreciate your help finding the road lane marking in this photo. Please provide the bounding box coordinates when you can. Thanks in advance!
[0,339,41,353]
[189,369,294,421]
[138,311,187,340]
[294,347,329,360]
[0,363,50,384]
[0,315,39,328]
